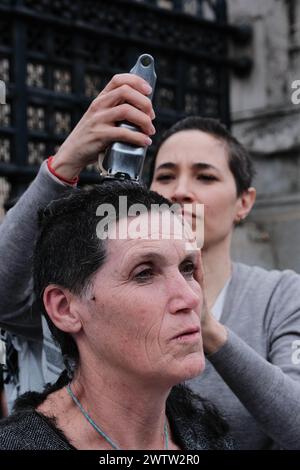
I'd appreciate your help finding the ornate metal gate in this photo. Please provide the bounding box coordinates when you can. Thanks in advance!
[0,0,251,212]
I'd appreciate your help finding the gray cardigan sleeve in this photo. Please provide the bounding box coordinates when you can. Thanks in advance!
[0,161,74,341]
[208,272,300,451]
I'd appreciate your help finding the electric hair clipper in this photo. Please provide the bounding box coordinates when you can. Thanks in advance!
[98,54,156,182]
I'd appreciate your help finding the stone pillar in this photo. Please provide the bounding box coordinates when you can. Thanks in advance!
[228,0,300,272]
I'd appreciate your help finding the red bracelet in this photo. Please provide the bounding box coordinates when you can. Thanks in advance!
[47,156,79,186]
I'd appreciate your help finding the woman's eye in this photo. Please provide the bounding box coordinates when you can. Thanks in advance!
[133,268,154,282]
[180,261,196,277]
[155,174,175,183]
[197,174,217,182]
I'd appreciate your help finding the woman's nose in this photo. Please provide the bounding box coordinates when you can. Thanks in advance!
[170,178,195,204]
[168,276,201,315]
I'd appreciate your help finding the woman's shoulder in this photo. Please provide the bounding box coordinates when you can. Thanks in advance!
[0,392,72,450]
[227,262,300,327]
[0,410,43,449]
[167,385,234,450]
[232,262,300,292]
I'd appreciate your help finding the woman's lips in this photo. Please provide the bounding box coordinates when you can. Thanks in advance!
[172,327,201,342]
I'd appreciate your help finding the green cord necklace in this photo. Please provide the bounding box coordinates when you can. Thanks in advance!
[66,384,169,450]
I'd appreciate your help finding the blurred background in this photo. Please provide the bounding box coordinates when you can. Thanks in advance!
[0,0,300,272]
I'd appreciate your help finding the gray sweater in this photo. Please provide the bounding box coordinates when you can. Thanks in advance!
[188,262,300,449]
[1,162,300,449]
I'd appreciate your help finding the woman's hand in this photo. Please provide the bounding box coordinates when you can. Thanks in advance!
[51,73,156,180]
[195,251,228,355]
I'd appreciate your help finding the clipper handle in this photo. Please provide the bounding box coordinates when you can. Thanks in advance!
[99,54,156,182]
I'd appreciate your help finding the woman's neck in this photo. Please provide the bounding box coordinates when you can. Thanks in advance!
[39,363,177,450]
[202,238,232,310]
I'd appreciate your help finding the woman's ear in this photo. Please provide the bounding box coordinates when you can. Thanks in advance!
[235,187,256,223]
[43,285,82,334]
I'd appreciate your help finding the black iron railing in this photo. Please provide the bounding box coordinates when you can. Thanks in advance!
[0,0,252,210]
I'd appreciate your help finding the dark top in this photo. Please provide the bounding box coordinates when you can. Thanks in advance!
[0,385,234,450]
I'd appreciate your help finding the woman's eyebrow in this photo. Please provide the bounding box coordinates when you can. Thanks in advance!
[123,251,167,268]
[155,162,177,171]
[125,249,197,267]
[192,162,219,172]
[155,162,220,173]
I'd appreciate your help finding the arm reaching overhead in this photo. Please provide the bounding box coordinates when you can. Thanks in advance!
[0,73,156,341]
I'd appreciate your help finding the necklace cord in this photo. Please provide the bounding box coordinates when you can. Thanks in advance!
[66,384,169,450]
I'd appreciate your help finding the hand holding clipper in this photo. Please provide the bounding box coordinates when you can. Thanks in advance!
[99,54,156,182]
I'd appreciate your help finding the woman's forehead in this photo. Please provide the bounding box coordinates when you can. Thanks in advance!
[155,130,229,169]
[106,236,198,268]
[105,213,198,261]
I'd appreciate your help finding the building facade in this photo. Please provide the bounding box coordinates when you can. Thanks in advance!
[229,0,300,272]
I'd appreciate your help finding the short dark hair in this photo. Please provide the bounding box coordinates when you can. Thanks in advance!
[33,180,172,365]
[150,116,255,196]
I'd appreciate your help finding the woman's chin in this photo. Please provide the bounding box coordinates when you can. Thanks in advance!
[172,352,206,384]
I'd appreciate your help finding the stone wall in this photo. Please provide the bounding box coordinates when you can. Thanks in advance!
[228,0,300,272]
